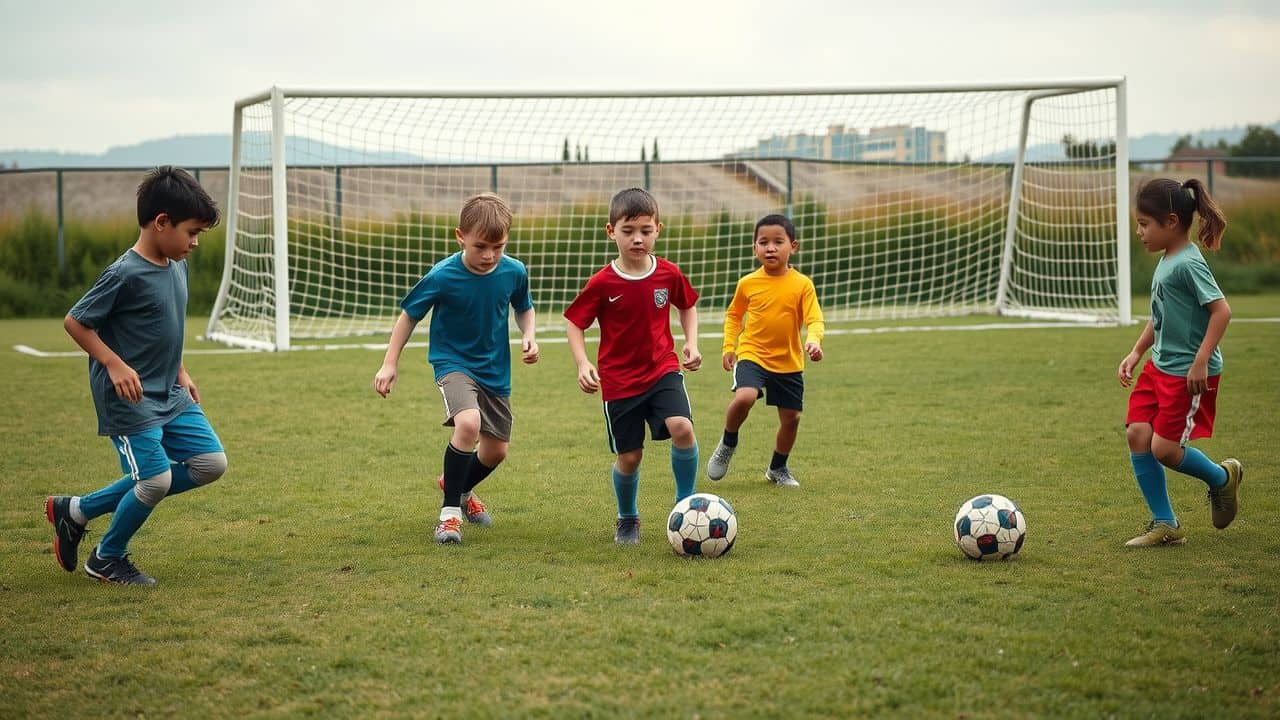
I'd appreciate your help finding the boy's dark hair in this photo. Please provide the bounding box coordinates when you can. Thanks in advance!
[609,187,660,225]
[137,166,220,229]
[459,193,513,243]
[754,214,796,242]
[1135,177,1226,250]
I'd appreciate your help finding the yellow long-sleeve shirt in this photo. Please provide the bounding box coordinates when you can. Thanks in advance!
[722,267,825,373]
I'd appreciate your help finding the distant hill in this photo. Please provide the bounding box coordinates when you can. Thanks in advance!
[0,134,428,169]
[982,121,1280,163]
[3,121,1277,169]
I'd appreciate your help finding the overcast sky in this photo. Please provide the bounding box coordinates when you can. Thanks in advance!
[1,0,1277,153]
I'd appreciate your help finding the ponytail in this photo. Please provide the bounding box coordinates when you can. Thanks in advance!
[1134,177,1228,250]
[1181,178,1226,250]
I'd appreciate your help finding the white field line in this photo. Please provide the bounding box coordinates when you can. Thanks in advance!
[14,317,1280,358]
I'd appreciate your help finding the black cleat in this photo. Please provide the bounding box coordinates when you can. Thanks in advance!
[614,517,640,545]
[84,548,157,586]
[45,496,86,573]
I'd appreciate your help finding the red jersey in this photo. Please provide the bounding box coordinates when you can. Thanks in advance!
[564,256,698,401]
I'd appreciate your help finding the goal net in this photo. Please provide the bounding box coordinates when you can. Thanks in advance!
[208,82,1129,351]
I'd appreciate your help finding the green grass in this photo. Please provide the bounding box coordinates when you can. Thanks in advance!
[2,299,1279,718]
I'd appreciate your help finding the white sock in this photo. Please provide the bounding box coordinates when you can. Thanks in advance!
[69,496,88,526]
[438,506,463,522]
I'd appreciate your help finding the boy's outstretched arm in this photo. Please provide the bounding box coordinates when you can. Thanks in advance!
[1118,319,1155,387]
[566,322,600,394]
[515,307,539,364]
[64,313,142,404]
[374,311,418,398]
[678,305,701,371]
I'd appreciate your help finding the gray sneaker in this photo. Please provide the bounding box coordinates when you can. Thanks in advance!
[765,467,800,487]
[706,442,736,481]
[614,517,640,545]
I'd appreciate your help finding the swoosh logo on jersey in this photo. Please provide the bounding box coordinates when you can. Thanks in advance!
[608,295,623,302]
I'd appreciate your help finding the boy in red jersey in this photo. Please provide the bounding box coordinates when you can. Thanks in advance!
[565,188,702,545]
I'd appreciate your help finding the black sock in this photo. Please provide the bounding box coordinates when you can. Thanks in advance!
[464,455,496,493]
[770,451,789,470]
[442,444,472,507]
[722,430,739,448]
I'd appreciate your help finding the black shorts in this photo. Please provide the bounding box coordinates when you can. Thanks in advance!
[602,371,693,454]
[731,359,804,411]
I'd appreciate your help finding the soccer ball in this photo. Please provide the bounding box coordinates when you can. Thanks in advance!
[667,493,737,558]
[953,494,1026,560]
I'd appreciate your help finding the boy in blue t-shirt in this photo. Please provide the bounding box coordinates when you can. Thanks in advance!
[374,193,539,544]
[46,166,226,586]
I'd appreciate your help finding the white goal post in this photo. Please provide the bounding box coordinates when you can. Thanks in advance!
[208,80,1130,351]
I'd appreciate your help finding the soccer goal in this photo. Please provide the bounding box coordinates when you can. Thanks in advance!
[207,81,1130,351]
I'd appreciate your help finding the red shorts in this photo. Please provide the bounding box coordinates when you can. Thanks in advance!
[1126,359,1220,444]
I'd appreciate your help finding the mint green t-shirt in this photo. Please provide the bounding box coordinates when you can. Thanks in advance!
[1150,243,1224,376]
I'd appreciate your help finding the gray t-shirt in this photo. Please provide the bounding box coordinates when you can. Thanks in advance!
[69,249,193,436]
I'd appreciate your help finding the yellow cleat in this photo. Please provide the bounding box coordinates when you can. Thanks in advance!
[1209,458,1243,530]
[1125,520,1187,547]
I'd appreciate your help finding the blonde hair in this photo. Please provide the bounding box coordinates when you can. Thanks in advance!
[458,193,512,243]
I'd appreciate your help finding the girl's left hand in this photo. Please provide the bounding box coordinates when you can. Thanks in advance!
[1186,362,1209,396]
[178,368,201,404]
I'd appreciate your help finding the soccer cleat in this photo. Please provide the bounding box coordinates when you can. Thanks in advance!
[706,442,736,481]
[84,547,157,586]
[1124,520,1187,547]
[434,516,462,544]
[1209,458,1243,530]
[437,474,491,526]
[614,517,641,545]
[765,466,800,488]
[462,493,492,527]
[45,495,86,573]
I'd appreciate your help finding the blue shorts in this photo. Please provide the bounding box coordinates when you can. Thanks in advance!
[110,404,224,480]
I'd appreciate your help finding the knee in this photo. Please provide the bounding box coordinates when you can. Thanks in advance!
[133,469,173,507]
[667,417,695,445]
[778,411,801,432]
[482,442,508,466]
[1125,423,1152,453]
[1150,438,1182,467]
[616,450,643,474]
[187,451,228,485]
[451,414,482,448]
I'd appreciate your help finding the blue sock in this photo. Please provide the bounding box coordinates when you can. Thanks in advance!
[1131,452,1176,526]
[671,442,699,502]
[78,475,136,521]
[612,466,639,518]
[97,490,155,558]
[166,462,200,496]
[1176,446,1227,488]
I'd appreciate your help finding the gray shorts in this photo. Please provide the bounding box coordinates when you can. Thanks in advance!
[436,372,513,441]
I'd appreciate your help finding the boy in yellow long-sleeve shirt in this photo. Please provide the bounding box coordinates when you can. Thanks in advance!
[707,214,824,487]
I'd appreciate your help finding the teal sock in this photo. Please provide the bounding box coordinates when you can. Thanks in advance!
[1176,446,1227,488]
[1131,452,1176,525]
[671,442,699,502]
[78,475,135,521]
[97,490,155,557]
[612,466,639,518]
[166,462,199,495]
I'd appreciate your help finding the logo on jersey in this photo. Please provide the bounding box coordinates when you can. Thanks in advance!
[653,288,669,308]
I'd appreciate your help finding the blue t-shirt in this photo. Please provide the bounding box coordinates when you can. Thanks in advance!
[400,252,533,397]
[69,249,193,436]
[1150,243,1224,376]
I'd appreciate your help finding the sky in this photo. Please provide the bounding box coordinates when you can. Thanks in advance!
[1,0,1278,153]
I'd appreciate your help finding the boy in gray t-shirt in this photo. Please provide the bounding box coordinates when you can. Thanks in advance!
[45,166,227,585]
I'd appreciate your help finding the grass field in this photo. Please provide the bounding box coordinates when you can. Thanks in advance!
[2,298,1278,718]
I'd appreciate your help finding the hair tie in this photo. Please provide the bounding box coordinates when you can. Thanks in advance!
[1184,185,1196,202]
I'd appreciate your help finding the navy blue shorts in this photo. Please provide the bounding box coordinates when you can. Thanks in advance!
[731,359,804,411]
[602,372,693,454]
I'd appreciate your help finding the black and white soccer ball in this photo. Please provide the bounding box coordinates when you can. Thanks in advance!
[667,493,737,558]
[953,494,1025,560]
